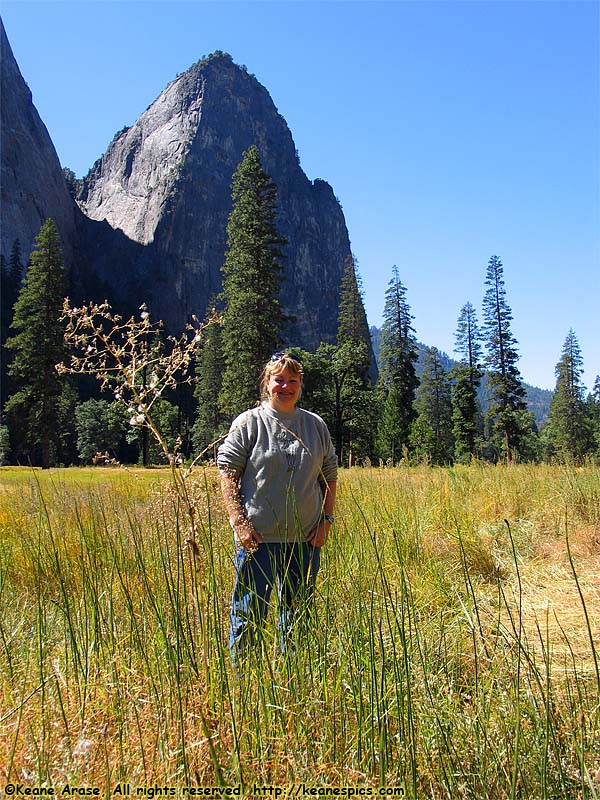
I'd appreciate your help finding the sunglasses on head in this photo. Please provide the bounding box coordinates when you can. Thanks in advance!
[271,351,302,362]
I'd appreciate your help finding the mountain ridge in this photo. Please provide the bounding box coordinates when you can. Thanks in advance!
[73,50,351,346]
[1,36,351,352]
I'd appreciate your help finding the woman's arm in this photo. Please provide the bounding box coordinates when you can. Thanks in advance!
[323,479,337,518]
[306,479,337,548]
[220,469,263,552]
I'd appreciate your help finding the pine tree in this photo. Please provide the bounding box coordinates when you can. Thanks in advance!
[298,257,375,467]
[378,383,409,464]
[337,254,372,379]
[481,255,526,461]
[515,408,543,463]
[451,302,483,462]
[0,422,10,465]
[219,146,287,416]
[410,347,453,465]
[62,167,83,200]
[193,311,229,459]
[545,330,594,461]
[4,220,72,467]
[0,253,9,414]
[1,240,23,410]
[376,266,419,463]
[589,375,600,457]
[333,255,374,465]
[454,301,482,374]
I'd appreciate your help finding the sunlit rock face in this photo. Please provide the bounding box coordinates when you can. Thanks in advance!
[77,52,351,345]
[3,28,352,347]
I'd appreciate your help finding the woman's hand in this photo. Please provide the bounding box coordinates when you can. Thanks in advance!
[233,518,263,553]
[221,469,262,553]
[306,519,331,548]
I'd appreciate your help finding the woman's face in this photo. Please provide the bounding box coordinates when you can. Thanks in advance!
[266,367,302,412]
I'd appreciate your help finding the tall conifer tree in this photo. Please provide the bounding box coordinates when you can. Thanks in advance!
[589,375,600,457]
[4,220,71,467]
[376,265,419,463]
[0,253,9,413]
[193,310,228,458]
[451,302,483,462]
[1,240,23,410]
[331,255,374,465]
[481,255,526,461]
[410,347,453,465]
[337,254,372,379]
[545,330,594,461]
[219,146,287,416]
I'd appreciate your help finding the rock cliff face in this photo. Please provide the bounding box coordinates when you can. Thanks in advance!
[0,20,79,268]
[78,53,351,347]
[2,28,352,350]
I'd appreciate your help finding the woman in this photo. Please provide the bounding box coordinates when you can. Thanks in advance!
[217,352,338,661]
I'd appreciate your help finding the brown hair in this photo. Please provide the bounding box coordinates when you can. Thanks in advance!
[260,353,304,399]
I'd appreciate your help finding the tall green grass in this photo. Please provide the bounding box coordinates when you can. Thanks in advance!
[0,464,598,797]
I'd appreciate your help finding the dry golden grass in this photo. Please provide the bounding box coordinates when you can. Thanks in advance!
[505,533,600,671]
[1,463,599,796]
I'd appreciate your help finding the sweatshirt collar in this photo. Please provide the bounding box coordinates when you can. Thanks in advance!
[260,400,299,421]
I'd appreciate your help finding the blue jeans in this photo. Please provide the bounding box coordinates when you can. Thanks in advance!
[229,541,321,662]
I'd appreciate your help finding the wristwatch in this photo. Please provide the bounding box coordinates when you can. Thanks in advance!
[323,514,335,524]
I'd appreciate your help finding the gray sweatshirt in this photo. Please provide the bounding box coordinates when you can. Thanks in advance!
[217,401,338,543]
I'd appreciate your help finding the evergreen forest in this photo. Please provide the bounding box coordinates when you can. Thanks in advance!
[1,147,599,469]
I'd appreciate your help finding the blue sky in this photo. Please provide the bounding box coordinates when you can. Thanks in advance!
[2,0,598,391]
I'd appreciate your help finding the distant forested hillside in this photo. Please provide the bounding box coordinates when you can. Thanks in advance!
[369,326,552,427]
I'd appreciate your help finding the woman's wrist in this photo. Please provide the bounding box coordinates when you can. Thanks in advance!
[232,516,253,535]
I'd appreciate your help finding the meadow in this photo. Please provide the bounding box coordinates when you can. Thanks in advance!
[0,463,599,798]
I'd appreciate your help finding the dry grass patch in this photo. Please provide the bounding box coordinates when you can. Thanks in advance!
[503,539,600,672]
[1,463,599,797]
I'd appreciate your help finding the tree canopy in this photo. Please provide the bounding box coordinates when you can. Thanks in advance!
[218,145,287,417]
[481,255,526,460]
[4,219,72,467]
